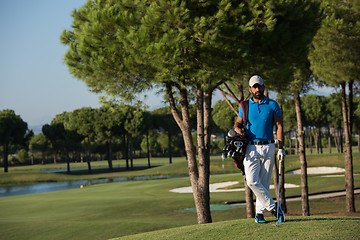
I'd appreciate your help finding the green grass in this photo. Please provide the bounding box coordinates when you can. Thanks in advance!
[0,173,359,240]
[115,216,360,240]
[0,152,359,239]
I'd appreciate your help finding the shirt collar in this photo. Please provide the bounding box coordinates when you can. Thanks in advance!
[250,96,268,105]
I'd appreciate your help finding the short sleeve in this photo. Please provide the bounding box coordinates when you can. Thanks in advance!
[274,101,282,117]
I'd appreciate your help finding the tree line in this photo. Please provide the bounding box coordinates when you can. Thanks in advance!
[1,92,359,171]
[0,104,184,172]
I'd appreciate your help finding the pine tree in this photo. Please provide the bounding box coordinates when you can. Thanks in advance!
[62,0,324,223]
[309,0,360,212]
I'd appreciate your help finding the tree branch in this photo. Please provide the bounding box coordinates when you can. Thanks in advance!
[223,82,241,104]
[218,87,239,117]
[165,82,183,129]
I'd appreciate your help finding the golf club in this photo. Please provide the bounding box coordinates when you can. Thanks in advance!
[276,158,283,227]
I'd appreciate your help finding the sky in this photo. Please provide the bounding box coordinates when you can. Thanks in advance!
[0,0,169,132]
[0,0,334,133]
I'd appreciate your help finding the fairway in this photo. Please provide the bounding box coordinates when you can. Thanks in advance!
[0,177,198,240]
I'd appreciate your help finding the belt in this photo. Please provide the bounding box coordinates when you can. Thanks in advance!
[249,140,275,145]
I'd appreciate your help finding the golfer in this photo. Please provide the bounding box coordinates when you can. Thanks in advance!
[234,75,286,223]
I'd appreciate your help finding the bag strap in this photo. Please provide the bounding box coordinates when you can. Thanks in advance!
[240,100,249,129]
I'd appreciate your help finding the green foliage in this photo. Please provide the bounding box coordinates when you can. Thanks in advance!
[301,94,327,127]
[29,134,49,153]
[212,100,237,133]
[140,132,161,155]
[125,105,145,137]
[67,107,97,140]
[151,106,180,135]
[94,103,126,142]
[29,133,50,163]
[0,109,28,171]
[0,109,28,146]
[309,0,360,85]
[354,96,360,131]
[281,97,297,132]
[61,0,322,99]
[16,149,29,164]
[326,93,343,128]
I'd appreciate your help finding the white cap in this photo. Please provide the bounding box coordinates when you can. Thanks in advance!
[249,75,264,87]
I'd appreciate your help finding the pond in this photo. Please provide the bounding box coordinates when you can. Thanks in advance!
[176,204,245,213]
[0,175,187,198]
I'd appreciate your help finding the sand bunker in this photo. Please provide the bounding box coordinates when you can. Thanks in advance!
[170,181,299,194]
[286,167,345,175]
[170,167,345,194]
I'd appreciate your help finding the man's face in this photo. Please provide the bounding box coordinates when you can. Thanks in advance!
[249,84,265,100]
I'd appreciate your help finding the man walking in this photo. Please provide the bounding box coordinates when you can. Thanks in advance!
[234,75,286,223]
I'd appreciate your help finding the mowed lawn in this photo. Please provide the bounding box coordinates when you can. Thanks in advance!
[116,216,360,240]
[0,177,200,240]
[0,152,359,239]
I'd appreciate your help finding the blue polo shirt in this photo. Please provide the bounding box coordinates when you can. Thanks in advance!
[238,96,282,142]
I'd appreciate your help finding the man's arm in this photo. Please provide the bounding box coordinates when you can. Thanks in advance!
[234,115,243,135]
[274,115,284,149]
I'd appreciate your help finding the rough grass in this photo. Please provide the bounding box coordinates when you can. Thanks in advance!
[115,216,360,240]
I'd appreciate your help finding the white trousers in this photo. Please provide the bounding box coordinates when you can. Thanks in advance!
[244,143,276,214]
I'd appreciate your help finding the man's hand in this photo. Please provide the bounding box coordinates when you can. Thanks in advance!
[277,148,286,161]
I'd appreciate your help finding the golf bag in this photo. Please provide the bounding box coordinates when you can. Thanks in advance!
[222,129,247,174]
[222,100,249,175]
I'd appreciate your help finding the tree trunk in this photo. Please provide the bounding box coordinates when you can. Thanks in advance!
[341,82,355,212]
[146,132,151,168]
[243,175,255,218]
[319,129,323,154]
[130,137,134,169]
[348,80,353,135]
[42,152,45,165]
[3,144,9,173]
[358,129,360,152]
[279,153,286,213]
[273,160,279,201]
[66,150,71,173]
[288,132,292,155]
[309,134,313,154]
[168,132,172,164]
[340,129,344,153]
[328,127,332,154]
[124,135,129,169]
[294,92,310,216]
[334,129,340,153]
[295,132,299,155]
[195,88,212,223]
[86,138,92,174]
[53,151,57,164]
[237,82,244,101]
[314,130,319,154]
[106,141,113,171]
[166,83,212,224]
